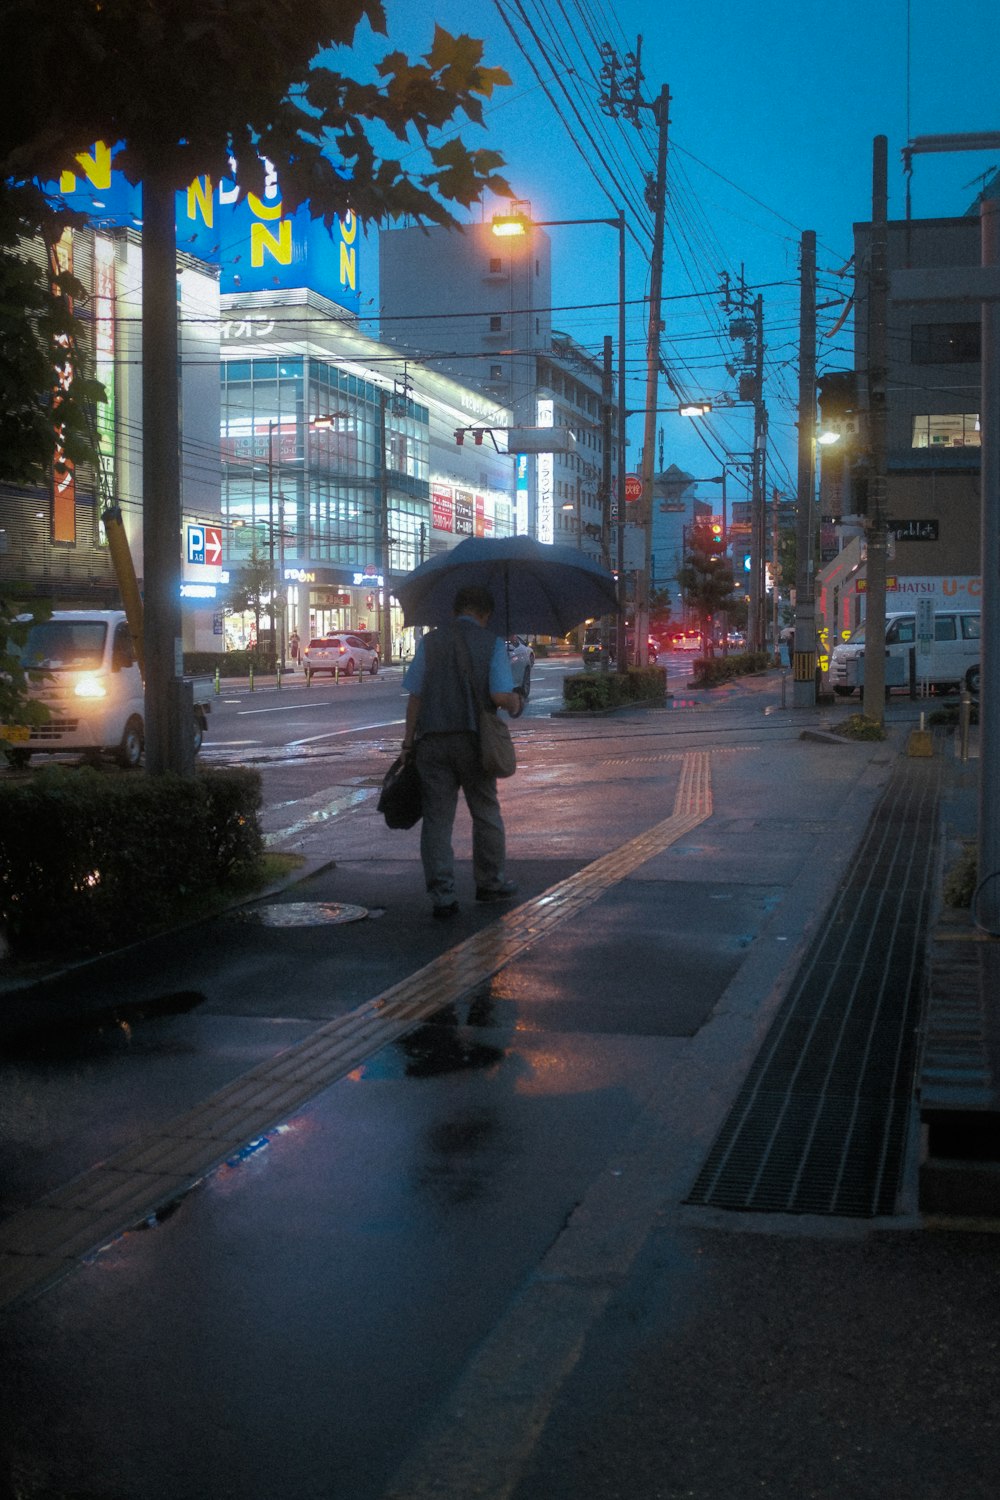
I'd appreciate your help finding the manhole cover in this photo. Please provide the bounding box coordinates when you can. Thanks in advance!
[239,901,369,927]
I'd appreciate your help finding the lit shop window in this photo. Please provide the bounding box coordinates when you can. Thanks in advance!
[911,413,980,449]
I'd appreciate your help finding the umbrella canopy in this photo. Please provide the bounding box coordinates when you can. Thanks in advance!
[396,536,618,635]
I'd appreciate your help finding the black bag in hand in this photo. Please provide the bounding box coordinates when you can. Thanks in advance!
[377,755,423,829]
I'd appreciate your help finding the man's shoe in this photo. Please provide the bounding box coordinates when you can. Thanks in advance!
[475,881,519,903]
[432,900,460,921]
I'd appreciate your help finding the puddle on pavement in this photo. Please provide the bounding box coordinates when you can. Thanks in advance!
[397,1021,506,1077]
[1,990,206,1059]
[233,901,369,927]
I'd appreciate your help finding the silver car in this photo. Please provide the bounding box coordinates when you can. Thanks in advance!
[303,634,380,679]
[506,637,533,697]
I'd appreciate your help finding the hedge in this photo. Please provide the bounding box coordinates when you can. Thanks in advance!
[0,766,263,958]
[184,649,276,677]
[562,665,667,712]
[690,650,771,685]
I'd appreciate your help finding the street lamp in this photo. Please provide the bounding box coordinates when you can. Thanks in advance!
[491,205,628,667]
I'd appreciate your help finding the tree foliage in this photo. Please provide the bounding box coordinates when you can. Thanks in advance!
[0,591,51,745]
[0,186,104,483]
[678,523,738,654]
[0,2,511,223]
[224,541,273,644]
[0,1,512,483]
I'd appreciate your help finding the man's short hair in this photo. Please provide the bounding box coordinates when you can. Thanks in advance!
[453,584,495,619]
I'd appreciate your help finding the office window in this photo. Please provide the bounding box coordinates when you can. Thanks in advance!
[490,364,503,379]
[489,257,502,273]
[911,322,980,364]
[489,315,502,331]
[911,413,980,449]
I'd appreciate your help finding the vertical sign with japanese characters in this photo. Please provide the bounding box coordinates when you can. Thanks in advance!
[93,235,116,523]
[51,230,76,543]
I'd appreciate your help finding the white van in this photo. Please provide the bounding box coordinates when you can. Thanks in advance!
[5,611,211,767]
[829,608,980,696]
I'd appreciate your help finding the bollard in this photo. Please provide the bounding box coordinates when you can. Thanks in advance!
[276,665,282,690]
[214,666,220,695]
[959,691,971,762]
[907,709,934,758]
[249,665,255,692]
[781,669,787,709]
[335,666,340,686]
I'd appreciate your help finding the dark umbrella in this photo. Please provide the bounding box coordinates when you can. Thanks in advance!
[396,536,618,634]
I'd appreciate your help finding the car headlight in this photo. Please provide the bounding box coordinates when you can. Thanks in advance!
[74,674,108,699]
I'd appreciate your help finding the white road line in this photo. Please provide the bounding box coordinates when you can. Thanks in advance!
[287,719,404,747]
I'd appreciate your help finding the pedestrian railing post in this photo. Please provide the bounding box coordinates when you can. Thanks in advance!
[960,690,971,762]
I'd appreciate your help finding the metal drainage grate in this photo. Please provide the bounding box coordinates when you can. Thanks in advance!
[687,756,941,1217]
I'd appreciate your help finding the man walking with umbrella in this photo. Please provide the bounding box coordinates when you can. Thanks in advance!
[401,584,523,920]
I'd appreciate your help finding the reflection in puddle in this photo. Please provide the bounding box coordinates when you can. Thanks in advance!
[397,1004,506,1077]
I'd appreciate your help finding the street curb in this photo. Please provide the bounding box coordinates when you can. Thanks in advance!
[551,697,671,719]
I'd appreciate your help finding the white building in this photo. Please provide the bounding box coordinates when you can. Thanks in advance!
[378,219,618,565]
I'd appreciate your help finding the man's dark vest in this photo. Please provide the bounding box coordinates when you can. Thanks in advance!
[416,619,496,736]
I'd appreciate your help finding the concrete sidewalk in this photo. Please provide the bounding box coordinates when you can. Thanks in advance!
[1,691,997,1500]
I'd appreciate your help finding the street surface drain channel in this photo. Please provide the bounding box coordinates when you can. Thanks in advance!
[687,755,941,1218]
[235,901,368,926]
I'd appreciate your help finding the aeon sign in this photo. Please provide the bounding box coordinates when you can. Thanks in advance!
[53,142,359,311]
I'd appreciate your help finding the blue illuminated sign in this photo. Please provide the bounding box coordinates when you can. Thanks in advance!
[49,142,359,311]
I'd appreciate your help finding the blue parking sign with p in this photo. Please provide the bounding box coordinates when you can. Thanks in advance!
[187,525,206,564]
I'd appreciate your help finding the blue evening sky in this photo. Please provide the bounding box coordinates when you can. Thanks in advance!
[354,0,1000,496]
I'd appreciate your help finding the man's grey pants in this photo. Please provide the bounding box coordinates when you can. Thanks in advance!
[415,731,506,904]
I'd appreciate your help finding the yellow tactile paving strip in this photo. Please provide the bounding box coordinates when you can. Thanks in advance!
[0,751,712,1312]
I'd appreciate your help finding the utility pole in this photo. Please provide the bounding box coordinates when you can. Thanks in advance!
[771,486,782,664]
[142,166,192,775]
[600,334,614,573]
[636,83,670,668]
[862,136,890,723]
[747,295,768,652]
[793,230,818,704]
[979,194,1000,930]
[598,38,669,668]
[377,387,393,670]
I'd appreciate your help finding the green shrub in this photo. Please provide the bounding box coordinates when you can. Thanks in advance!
[943,843,977,908]
[563,666,666,712]
[928,703,979,727]
[0,766,264,958]
[833,713,887,741]
[183,649,276,677]
[691,651,770,685]
[198,765,264,881]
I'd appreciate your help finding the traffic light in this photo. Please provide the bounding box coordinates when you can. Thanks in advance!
[708,519,725,555]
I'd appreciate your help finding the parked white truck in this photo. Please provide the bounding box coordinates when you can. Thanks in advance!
[6,610,212,768]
